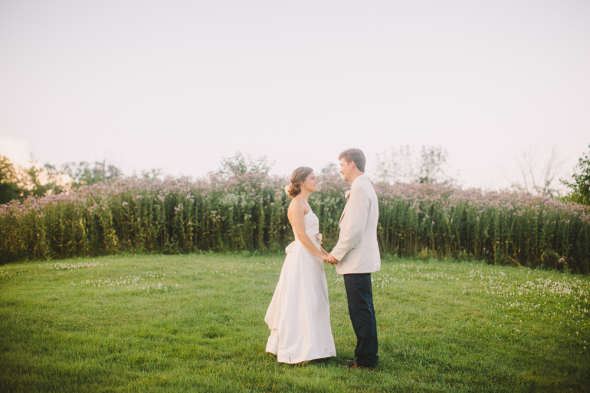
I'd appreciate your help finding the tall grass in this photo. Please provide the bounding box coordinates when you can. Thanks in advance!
[1,173,589,273]
[372,183,590,273]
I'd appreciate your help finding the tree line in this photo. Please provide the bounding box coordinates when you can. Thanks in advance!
[0,157,162,205]
[1,145,589,206]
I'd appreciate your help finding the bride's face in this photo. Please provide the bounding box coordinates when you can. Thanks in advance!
[302,171,319,193]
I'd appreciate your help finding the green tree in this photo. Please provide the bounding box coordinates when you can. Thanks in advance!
[375,145,455,184]
[61,160,125,189]
[0,155,66,204]
[1,155,128,205]
[216,151,273,180]
[26,163,68,198]
[417,145,452,184]
[0,155,24,204]
[561,144,590,206]
[141,168,163,179]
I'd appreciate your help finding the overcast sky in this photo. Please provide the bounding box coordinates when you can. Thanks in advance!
[1,0,588,190]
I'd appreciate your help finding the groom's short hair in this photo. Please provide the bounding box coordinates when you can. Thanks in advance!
[338,149,366,172]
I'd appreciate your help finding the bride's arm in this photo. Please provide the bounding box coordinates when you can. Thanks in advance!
[288,201,326,260]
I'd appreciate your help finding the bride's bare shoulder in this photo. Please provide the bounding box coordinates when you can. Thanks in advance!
[288,198,304,212]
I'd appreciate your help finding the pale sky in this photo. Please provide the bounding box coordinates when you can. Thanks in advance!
[1,0,588,190]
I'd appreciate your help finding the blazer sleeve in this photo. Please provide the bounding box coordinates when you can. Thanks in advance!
[331,185,370,262]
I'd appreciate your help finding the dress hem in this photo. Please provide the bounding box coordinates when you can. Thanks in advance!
[265,351,337,364]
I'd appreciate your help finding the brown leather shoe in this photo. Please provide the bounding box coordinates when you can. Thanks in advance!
[342,358,356,367]
[345,361,375,370]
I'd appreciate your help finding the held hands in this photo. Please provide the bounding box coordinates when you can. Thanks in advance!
[322,253,339,266]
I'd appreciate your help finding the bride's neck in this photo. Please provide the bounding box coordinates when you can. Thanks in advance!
[298,189,312,202]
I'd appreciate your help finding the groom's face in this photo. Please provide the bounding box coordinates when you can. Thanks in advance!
[339,158,354,183]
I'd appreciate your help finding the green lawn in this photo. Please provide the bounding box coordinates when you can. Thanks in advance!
[1,254,589,392]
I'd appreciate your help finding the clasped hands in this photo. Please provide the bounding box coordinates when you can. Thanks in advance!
[322,253,339,266]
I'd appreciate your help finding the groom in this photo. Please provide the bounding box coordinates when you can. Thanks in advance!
[325,148,380,370]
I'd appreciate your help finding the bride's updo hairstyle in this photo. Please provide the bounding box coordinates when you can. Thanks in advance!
[288,167,314,198]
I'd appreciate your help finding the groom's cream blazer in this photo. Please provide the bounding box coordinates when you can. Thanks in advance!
[332,175,381,274]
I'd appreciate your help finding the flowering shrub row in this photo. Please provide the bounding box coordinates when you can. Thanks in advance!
[371,182,589,273]
[1,174,589,273]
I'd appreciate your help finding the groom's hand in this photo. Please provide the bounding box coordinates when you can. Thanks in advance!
[326,253,339,265]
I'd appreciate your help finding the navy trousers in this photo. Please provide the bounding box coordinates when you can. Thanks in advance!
[343,273,378,367]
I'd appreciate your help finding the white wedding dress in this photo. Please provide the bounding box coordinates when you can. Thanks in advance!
[264,211,337,363]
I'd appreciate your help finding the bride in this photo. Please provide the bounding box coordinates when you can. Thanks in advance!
[264,167,337,364]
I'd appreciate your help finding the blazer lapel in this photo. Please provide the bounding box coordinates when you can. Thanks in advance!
[340,177,363,225]
[339,200,349,224]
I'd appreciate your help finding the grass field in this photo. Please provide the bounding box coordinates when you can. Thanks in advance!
[1,254,589,392]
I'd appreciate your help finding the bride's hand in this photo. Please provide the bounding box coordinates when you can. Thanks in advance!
[324,253,338,265]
